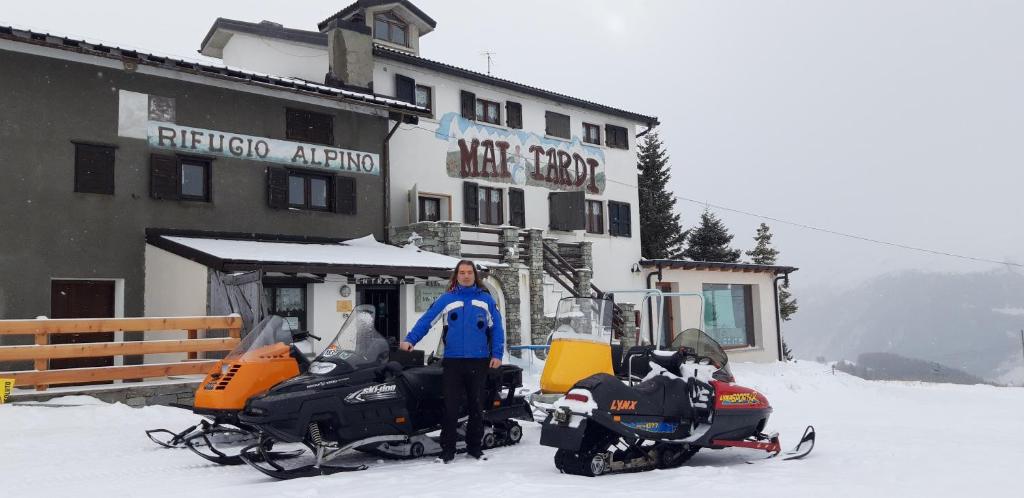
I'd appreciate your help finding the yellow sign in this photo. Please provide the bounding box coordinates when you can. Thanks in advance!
[336,300,353,313]
[0,378,14,404]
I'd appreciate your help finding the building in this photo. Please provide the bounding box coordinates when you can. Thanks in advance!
[198,0,660,347]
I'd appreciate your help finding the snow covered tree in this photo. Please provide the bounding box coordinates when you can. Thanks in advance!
[636,131,687,259]
[681,209,741,262]
[746,223,780,265]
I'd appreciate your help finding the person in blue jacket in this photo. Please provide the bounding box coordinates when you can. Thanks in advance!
[400,259,504,463]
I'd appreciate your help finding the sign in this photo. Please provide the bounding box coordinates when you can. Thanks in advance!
[336,300,354,313]
[0,378,14,404]
[415,283,446,312]
[435,112,606,194]
[356,277,401,285]
[146,121,380,175]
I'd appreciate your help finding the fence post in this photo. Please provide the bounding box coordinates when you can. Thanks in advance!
[34,329,48,392]
[187,329,198,360]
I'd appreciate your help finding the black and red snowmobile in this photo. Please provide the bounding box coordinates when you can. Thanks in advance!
[540,327,815,476]
[237,304,534,480]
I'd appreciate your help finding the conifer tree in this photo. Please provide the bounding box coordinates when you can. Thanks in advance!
[744,222,798,360]
[636,132,687,259]
[681,209,741,262]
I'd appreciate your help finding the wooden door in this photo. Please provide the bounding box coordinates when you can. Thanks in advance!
[50,280,115,378]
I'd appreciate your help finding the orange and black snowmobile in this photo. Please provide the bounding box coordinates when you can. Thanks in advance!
[145,315,319,465]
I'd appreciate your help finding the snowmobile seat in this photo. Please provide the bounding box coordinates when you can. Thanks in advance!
[618,345,656,378]
[389,348,425,369]
[610,343,624,375]
[397,365,445,401]
[579,373,692,419]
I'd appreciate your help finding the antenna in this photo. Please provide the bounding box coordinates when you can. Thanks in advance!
[480,51,496,75]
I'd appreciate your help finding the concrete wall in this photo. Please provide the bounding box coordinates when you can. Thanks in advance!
[655,269,781,363]
[222,32,329,83]
[0,44,389,323]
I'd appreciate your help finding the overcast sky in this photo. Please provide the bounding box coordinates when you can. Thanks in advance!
[4,0,1022,289]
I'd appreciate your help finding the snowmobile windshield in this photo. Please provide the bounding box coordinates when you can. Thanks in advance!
[670,328,730,370]
[313,305,389,371]
[224,315,294,361]
[550,297,615,343]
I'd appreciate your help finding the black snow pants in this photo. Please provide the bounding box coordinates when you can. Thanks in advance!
[440,358,490,458]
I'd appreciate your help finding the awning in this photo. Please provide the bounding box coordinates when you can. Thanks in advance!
[147,231,484,278]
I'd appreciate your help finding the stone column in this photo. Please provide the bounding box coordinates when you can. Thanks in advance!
[498,226,521,266]
[616,302,637,348]
[578,240,593,270]
[436,221,463,257]
[526,229,549,344]
[574,267,592,298]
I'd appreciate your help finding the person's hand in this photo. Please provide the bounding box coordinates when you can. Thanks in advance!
[399,341,414,352]
[489,358,502,369]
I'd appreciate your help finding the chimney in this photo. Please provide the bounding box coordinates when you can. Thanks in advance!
[324,19,374,91]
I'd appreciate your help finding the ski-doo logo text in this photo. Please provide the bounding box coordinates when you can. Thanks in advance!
[610,399,637,411]
[345,383,399,403]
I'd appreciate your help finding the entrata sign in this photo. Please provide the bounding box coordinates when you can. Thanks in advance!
[147,121,380,175]
[436,113,606,194]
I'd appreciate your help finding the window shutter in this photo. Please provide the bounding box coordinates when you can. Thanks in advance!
[506,101,523,129]
[395,74,416,104]
[546,111,570,139]
[75,144,115,195]
[266,167,289,209]
[548,191,585,231]
[463,181,479,225]
[334,176,357,214]
[150,154,178,200]
[618,203,626,239]
[509,188,525,228]
[608,202,620,236]
[460,90,476,120]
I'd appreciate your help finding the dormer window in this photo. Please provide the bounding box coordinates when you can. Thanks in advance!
[374,12,408,46]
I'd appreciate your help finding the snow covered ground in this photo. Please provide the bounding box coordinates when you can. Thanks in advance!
[2,361,1021,498]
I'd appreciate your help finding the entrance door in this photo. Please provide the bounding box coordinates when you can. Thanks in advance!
[361,286,400,346]
[50,280,116,381]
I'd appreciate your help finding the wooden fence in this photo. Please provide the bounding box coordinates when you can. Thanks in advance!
[0,315,241,391]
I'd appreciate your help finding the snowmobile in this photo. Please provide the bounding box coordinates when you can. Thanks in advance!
[145,315,319,465]
[237,304,534,480]
[540,327,815,476]
[530,291,705,414]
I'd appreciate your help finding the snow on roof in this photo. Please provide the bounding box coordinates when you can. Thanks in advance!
[161,234,487,271]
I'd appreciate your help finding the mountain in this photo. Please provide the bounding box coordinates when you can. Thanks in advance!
[784,268,1024,382]
[835,352,988,385]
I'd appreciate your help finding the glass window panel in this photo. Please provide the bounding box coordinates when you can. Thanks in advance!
[475,100,485,121]
[415,86,431,109]
[374,19,389,40]
[392,24,407,45]
[702,283,751,347]
[288,176,305,205]
[310,177,328,208]
[180,162,205,198]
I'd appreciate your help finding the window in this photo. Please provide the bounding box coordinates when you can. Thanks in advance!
[419,196,441,222]
[478,186,504,225]
[373,12,408,46]
[265,285,308,332]
[149,154,210,202]
[415,84,432,112]
[585,200,604,234]
[74,142,115,195]
[702,283,755,348]
[178,158,210,201]
[546,111,570,139]
[583,123,601,145]
[475,99,501,125]
[608,201,632,237]
[506,101,523,129]
[509,188,525,228]
[286,108,333,146]
[605,124,629,149]
[288,172,331,211]
[548,191,586,231]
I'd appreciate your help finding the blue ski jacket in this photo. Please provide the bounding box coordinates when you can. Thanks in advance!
[405,284,504,360]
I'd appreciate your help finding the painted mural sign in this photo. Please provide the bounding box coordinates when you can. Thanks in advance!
[146,121,380,175]
[415,283,446,312]
[435,113,606,194]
